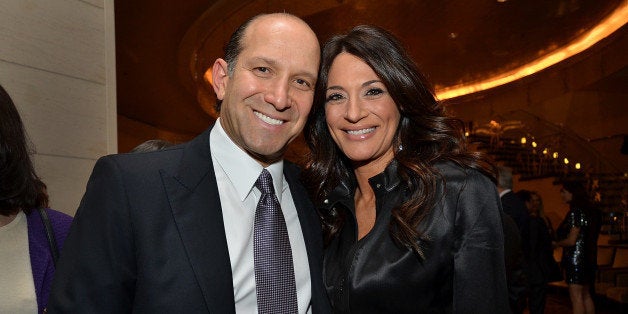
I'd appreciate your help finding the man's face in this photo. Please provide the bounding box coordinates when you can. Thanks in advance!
[213,16,320,166]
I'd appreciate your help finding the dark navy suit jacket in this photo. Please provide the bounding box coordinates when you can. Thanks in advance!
[48,126,331,313]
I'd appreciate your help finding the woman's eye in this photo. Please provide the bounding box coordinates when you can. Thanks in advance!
[365,88,384,96]
[326,93,344,102]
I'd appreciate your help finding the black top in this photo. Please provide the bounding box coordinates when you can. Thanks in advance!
[321,161,509,313]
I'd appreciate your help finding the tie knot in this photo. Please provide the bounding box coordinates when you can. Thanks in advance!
[255,169,275,195]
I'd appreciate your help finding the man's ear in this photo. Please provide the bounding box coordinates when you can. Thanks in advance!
[209,58,229,100]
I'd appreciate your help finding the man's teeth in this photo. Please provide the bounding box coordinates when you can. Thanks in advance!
[254,111,284,125]
[347,127,375,135]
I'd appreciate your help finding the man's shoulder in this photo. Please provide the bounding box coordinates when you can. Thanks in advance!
[103,145,185,171]
[105,127,212,171]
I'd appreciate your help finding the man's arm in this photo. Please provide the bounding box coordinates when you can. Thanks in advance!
[48,156,136,313]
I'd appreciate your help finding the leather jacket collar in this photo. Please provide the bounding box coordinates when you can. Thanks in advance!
[322,160,401,210]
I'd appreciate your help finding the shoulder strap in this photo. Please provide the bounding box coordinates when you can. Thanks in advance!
[37,208,59,267]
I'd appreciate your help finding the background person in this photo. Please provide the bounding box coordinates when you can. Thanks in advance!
[0,84,72,313]
[497,166,530,244]
[555,181,600,314]
[302,25,508,313]
[129,139,174,153]
[497,166,529,313]
[516,189,560,314]
[49,13,330,313]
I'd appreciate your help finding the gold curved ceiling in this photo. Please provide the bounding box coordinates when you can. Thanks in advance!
[115,0,627,136]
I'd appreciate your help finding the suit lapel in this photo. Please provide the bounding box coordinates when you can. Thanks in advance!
[162,127,236,313]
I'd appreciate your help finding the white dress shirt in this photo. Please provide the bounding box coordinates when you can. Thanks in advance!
[210,118,312,313]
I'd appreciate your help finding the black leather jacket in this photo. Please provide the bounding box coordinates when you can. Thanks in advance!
[321,161,509,313]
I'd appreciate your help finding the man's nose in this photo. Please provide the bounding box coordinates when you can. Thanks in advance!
[264,80,291,111]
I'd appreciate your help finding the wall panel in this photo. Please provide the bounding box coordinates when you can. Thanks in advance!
[0,61,107,159]
[0,0,116,216]
[31,155,96,215]
[0,0,105,83]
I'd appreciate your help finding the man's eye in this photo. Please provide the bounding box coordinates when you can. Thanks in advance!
[254,67,270,73]
[295,79,311,88]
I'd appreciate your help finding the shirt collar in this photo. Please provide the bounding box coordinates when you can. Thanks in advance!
[210,118,284,202]
[324,159,400,208]
[499,189,511,198]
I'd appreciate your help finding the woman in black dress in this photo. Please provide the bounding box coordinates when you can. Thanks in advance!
[555,181,600,314]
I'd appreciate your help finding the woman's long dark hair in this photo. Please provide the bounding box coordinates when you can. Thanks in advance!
[302,25,496,256]
[0,84,48,216]
[562,181,591,209]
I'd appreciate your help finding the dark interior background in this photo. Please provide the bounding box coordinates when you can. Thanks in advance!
[114,0,627,178]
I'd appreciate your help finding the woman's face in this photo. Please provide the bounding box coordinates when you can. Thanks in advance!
[324,53,400,166]
[560,187,573,203]
[530,193,541,212]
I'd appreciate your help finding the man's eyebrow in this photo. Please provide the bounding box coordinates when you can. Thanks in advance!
[299,71,317,83]
[248,56,317,81]
[249,56,277,67]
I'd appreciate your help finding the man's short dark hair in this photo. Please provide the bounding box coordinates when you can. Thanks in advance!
[215,14,263,112]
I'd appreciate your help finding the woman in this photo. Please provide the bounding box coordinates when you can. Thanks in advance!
[555,181,600,314]
[0,84,72,313]
[303,25,508,313]
[529,191,555,240]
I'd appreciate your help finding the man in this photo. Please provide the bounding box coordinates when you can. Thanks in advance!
[49,13,330,313]
[497,166,530,239]
[497,165,530,314]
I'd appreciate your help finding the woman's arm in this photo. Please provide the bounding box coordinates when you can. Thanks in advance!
[453,172,510,313]
[554,227,580,247]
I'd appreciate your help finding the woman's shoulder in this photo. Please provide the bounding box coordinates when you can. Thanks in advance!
[45,208,73,226]
[27,208,73,231]
[25,208,73,245]
[434,161,494,187]
[43,208,73,247]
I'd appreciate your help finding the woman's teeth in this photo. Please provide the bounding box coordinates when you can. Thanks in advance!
[347,127,375,135]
